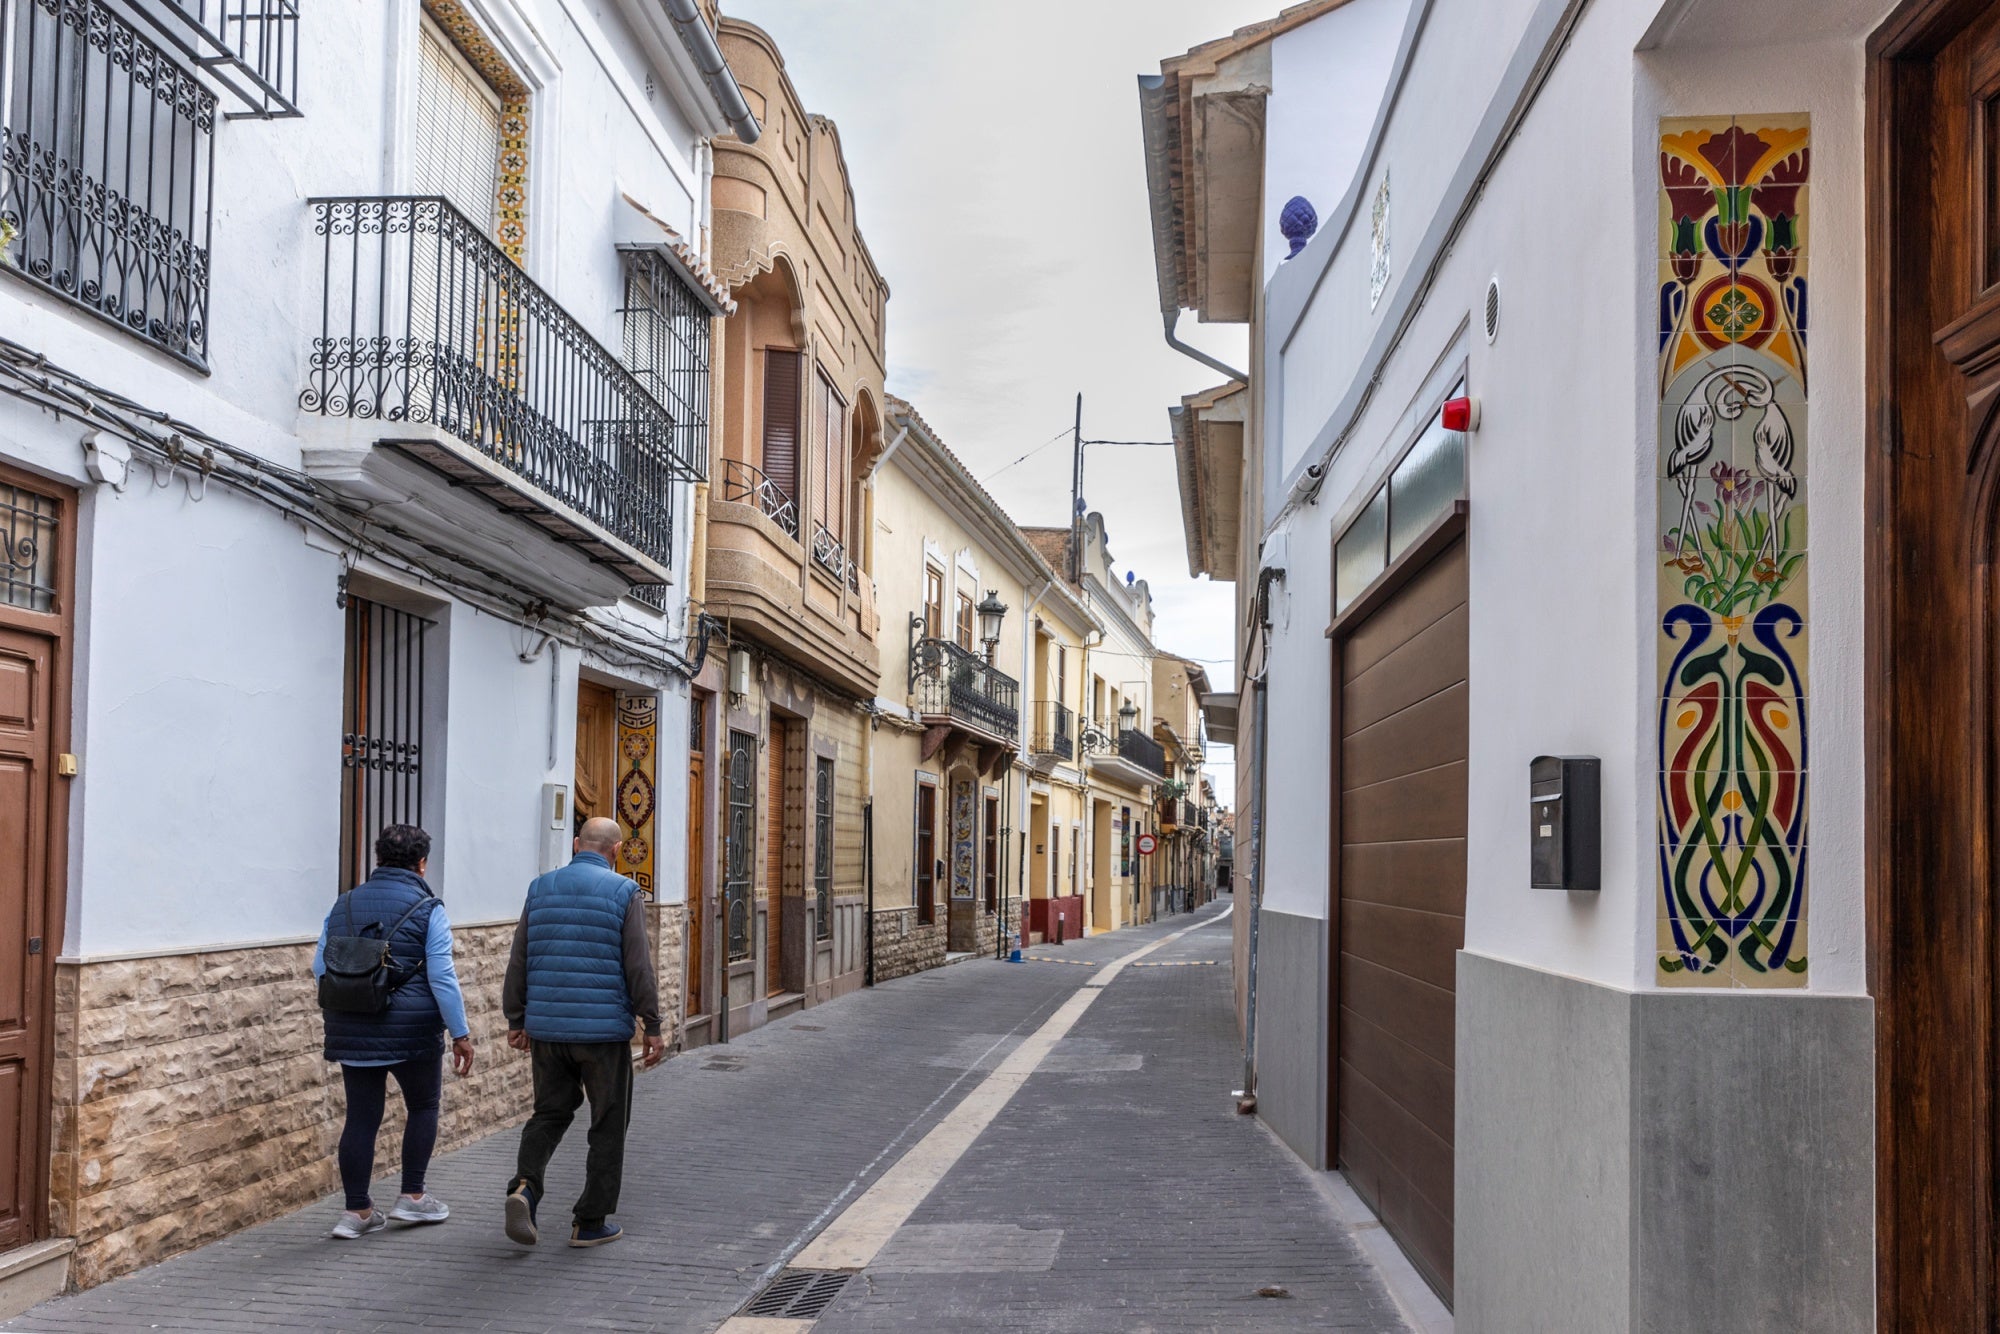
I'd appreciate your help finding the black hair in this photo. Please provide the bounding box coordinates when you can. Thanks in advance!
[375,824,431,871]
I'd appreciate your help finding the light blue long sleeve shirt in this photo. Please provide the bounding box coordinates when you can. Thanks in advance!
[314,899,470,1062]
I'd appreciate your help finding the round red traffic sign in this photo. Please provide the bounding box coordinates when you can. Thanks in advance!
[1136,833,1159,856]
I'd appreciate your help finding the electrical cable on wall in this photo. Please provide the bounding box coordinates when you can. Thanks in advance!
[0,336,710,682]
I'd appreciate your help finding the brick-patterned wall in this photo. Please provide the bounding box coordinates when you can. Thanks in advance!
[870,907,946,982]
[974,903,1021,957]
[51,902,689,1289]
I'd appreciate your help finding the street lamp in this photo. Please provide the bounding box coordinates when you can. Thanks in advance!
[977,590,1007,664]
[1117,698,1138,735]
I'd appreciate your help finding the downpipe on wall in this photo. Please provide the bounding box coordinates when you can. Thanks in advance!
[1238,563,1284,1115]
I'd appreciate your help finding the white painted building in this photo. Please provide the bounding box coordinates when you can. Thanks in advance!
[0,0,752,1294]
[1138,0,1970,1328]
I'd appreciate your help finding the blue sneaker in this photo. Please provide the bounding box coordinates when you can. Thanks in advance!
[504,1182,539,1246]
[569,1220,623,1248]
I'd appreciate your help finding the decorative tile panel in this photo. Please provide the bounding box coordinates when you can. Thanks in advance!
[1655,115,1810,988]
[616,694,658,895]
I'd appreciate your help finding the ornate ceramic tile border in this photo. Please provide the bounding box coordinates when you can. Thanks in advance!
[616,694,659,895]
[1655,115,1810,988]
[423,0,530,264]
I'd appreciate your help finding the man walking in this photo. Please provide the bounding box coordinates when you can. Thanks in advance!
[502,816,665,1248]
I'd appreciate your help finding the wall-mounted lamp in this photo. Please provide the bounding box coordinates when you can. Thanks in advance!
[1118,699,1138,732]
[977,590,1008,664]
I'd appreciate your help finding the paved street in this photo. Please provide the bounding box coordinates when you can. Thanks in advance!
[6,900,1408,1333]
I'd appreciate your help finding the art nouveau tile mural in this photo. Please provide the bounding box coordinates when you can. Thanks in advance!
[1655,115,1810,988]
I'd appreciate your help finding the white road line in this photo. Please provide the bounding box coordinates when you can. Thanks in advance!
[788,910,1221,1275]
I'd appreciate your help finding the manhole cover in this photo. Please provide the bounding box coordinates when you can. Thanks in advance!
[743,1268,853,1319]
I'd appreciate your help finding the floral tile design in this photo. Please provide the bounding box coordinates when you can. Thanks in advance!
[1655,115,1810,988]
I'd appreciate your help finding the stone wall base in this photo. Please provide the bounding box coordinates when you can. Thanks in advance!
[870,907,946,982]
[50,901,688,1290]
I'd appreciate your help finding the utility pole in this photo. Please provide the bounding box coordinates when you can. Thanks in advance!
[1069,391,1083,583]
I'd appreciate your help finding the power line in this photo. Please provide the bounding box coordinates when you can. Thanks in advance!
[980,423,1078,481]
[1080,439,1174,448]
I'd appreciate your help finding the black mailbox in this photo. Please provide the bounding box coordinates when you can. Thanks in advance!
[1530,755,1600,892]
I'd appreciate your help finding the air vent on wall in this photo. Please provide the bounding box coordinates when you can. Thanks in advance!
[1484,276,1501,343]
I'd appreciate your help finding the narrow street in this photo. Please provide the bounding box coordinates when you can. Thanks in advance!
[4,902,1406,1334]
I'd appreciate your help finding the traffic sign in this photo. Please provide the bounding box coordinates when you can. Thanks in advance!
[1136,833,1159,856]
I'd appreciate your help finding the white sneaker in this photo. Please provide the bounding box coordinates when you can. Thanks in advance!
[330,1209,387,1240]
[389,1194,450,1224]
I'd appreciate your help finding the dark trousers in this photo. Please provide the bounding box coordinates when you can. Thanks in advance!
[511,1040,633,1224]
[338,1055,442,1211]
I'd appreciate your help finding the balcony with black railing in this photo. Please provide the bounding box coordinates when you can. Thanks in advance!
[911,636,1019,742]
[301,196,706,592]
[1031,700,1075,762]
[135,0,302,119]
[2,0,217,368]
[1115,726,1168,776]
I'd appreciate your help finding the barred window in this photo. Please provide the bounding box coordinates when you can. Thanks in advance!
[2,0,217,367]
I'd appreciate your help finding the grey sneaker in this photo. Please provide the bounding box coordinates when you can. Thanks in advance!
[388,1194,449,1224]
[330,1209,387,1240]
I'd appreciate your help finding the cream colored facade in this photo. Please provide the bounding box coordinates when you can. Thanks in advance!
[1152,654,1215,914]
[869,401,1103,974]
[1023,516,1165,933]
[683,17,889,1041]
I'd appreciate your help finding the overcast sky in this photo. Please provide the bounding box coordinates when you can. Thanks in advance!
[727,0,1279,802]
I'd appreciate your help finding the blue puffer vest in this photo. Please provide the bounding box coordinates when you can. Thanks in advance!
[320,867,442,1065]
[522,852,639,1043]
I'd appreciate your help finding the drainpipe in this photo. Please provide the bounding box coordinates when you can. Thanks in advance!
[864,797,876,986]
[1239,564,1284,1114]
[661,0,761,143]
[1163,310,1245,384]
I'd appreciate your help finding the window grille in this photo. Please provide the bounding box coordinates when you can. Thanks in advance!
[0,481,58,613]
[340,596,432,888]
[620,246,714,606]
[724,729,755,961]
[813,756,833,941]
[2,0,217,368]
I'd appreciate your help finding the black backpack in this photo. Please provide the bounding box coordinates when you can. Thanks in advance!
[318,890,432,1015]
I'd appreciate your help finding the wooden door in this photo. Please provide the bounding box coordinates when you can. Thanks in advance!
[983,795,999,913]
[574,681,617,825]
[1333,537,1468,1303]
[0,629,55,1248]
[915,780,937,926]
[765,719,788,996]
[1873,5,2000,1326]
[686,693,707,1018]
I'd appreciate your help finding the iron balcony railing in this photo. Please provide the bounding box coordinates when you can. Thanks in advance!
[2,0,217,368]
[912,636,1019,739]
[132,0,301,119]
[719,458,798,538]
[1115,726,1168,777]
[302,197,701,569]
[1031,700,1074,761]
[1158,796,1186,829]
[811,520,847,583]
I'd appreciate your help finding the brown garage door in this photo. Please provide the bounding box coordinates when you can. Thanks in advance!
[1335,537,1467,1302]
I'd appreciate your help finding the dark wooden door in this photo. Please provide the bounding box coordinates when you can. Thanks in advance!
[1333,537,1467,1303]
[687,694,707,1018]
[0,626,56,1248]
[916,781,937,926]
[765,718,788,997]
[1874,5,2000,1327]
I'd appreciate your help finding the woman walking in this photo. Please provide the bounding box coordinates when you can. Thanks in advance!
[315,824,475,1239]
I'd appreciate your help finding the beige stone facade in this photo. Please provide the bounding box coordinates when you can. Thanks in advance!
[48,905,687,1287]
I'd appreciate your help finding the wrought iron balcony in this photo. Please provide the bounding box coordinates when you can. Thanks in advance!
[133,0,301,119]
[811,521,848,583]
[1031,701,1075,762]
[719,458,798,538]
[302,196,701,575]
[1114,726,1168,777]
[2,0,217,368]
[911,635,1019,741]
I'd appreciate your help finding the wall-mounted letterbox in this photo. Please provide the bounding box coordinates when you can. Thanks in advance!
[1530,755,1600,892]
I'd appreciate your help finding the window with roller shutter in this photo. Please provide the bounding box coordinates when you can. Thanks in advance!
[413,19,503,239]
[761,349,802,505]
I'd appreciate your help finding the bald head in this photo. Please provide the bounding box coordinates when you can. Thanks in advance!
[576,817,622,857]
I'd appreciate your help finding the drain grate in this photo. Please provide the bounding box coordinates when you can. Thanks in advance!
[743,1268,853,1319]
